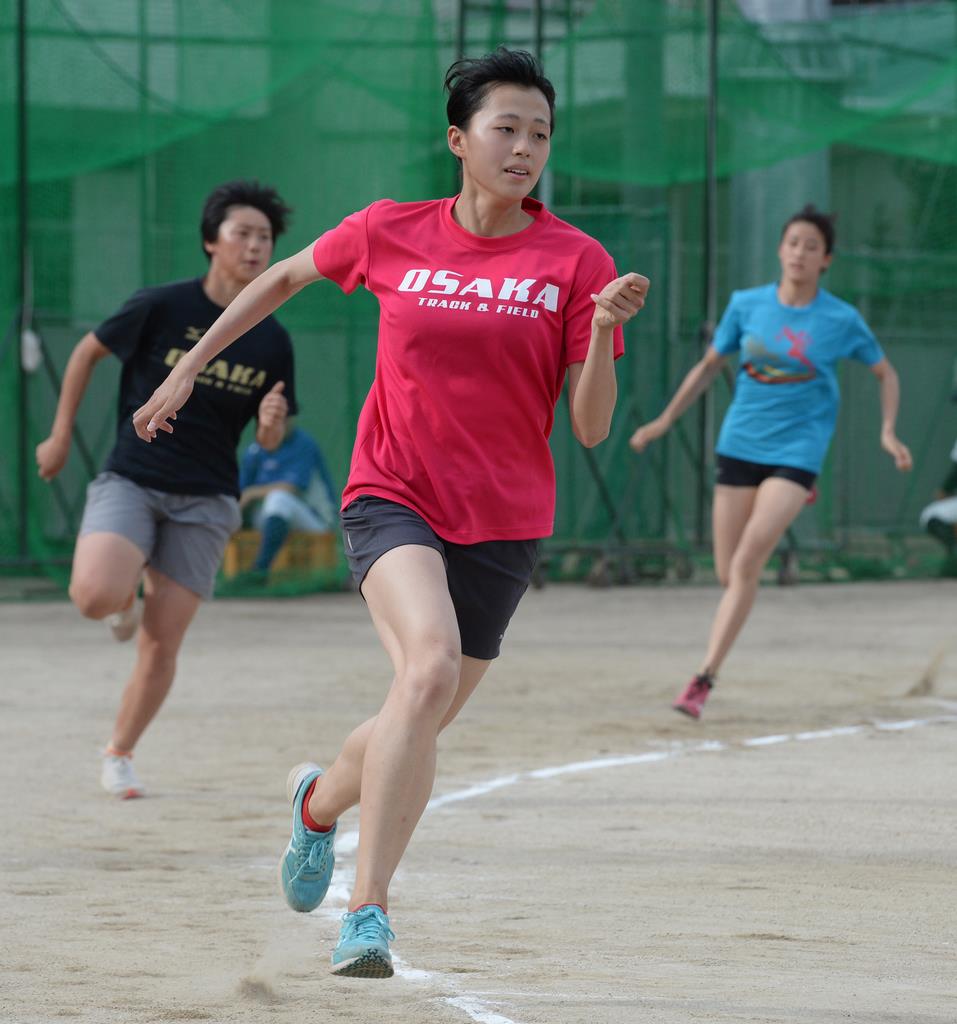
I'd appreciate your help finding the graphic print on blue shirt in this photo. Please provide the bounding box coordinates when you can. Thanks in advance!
[742,324,817,385]
[711,284,883,474]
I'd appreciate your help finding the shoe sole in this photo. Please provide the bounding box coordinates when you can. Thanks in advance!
[672,703,701,719]
[276,762,323,911]
[330,950,394,979]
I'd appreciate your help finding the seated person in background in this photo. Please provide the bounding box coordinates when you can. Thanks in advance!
[239,423,337,572]
[919,437,957,559]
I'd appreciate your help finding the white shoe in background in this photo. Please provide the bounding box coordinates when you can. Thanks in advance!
[107,599,141,642]
[100,750,145,799]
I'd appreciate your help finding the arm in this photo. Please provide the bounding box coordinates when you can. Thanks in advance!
[35,332,111,480]
[629,346,726,453]
[255,381,288,451]
[133,245,323,441]
[568,272,648,448]
[869,358,912,472]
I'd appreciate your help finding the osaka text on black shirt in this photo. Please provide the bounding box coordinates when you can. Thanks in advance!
[96,278,297,498]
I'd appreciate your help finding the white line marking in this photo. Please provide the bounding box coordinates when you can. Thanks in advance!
[445,996,523,1024]
[313,712,956,1024]
[742,733,791,747]
[336,832,358,856]
[391,955,432,982]
[530,750,671,779]
[429,773,522,809]
[690,739,728,752]
[795,726,863,740]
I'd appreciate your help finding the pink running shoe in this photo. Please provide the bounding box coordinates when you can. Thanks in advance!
[672,674,713,719]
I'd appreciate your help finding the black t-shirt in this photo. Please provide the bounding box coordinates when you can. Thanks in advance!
[97,277,298,498]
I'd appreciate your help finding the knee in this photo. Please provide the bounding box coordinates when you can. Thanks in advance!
[136,633,180,675]
[716,566,731,588]
[69,577,118,620]
[261,489,295,520]
[396,644,461,719]
[728,548,763,586]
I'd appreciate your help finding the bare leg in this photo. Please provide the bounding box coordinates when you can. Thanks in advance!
[322,545,465,912]
[306,654,491,827]
[109,568,201,752]
[69,532,145,619]
[711,484,758,588]
[700,478,809,676]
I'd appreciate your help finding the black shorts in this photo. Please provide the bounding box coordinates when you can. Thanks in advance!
[340,495,539,661]
[715,454,816,491]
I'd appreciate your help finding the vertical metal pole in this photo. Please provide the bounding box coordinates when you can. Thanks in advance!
[454,0,468,196]
[16,0,29,558]
[696,0,719,546]
[533,0,554,209]
[704,0,718,332]
[138,0,151,284]
[456,0,466,58]
[565,0,579,206]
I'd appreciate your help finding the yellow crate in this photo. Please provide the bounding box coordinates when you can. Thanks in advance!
[222,529,337,578]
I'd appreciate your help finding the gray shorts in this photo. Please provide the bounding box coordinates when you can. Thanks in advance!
[79,472,241,599]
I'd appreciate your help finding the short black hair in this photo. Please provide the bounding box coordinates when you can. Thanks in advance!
[200,179,292,259]
[781,203,836,254]
[444,46,556,134]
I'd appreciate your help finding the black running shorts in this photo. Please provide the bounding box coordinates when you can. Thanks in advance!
[340,495,539,661]
[715,454,816,492]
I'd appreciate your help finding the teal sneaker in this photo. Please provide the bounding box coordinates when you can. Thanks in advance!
[330,905,395,978]
[278,762,336,913]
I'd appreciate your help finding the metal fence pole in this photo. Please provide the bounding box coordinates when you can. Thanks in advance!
[696,0,719,547]
[16,0,29,558]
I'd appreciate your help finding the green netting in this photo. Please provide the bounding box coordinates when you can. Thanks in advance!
[1,0,956,598]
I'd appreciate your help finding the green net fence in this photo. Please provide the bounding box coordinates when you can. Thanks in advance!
[1,0,956,598]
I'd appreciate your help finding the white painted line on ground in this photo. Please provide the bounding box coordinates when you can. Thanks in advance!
[429,773,522,809]
[445,996,524,1024]
[311,712,957,1024]
[529,750,672,779]
[335,832,358,856]
[691,739,728,752]
[742,733,791,747]
[795,726,863,741]
[874,717,929,731]
[390,955,431,982]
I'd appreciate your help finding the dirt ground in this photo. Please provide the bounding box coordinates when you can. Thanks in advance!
[2,580,955,1024]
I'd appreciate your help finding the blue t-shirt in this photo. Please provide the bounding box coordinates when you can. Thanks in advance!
[240,428,336,510]
[712,284,883,474]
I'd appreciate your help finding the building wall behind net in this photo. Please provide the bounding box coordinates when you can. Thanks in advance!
[1,0,955,577]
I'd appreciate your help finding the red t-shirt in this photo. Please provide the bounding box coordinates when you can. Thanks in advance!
[312,195,624,544]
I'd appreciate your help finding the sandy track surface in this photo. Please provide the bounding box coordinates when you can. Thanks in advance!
[2,581,955,1023]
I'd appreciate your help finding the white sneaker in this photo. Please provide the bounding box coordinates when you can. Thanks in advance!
[107,599,141,642]
[100,751,145,799]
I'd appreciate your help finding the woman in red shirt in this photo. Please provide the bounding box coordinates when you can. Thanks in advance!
[134,47,647,978]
